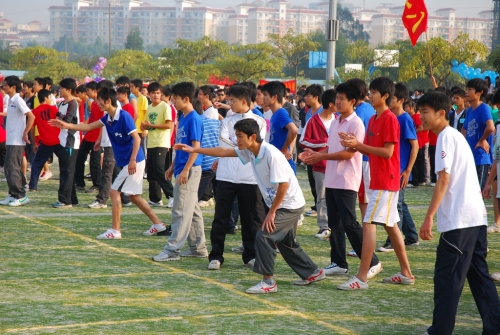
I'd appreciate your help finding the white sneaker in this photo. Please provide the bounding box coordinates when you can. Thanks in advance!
[8,196,29,207]
[199,200,210,208]
[152,251,180,262]
[231,244,244,253]
[367,262,383,280]
[337,276,368,290]
[314,228,331,240]
[491,272,500,281]
[382,272,415,285]
[347,249,357,257]
[39,171,53,181]
[293,269,326,286]
[208,260,221,270]
[88,201,107,209]
[246,280,278,294]
[487,225,500,233]
[166,197,174,208]
[244,259,255,268]
[180,249,208,258]
[0,195,15,205]
[147,200,163,207]
[96,229,121,239]
[324,262,348,276]
[143,223,167,236]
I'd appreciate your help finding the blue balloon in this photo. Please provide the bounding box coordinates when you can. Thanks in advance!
[452,60,458,67]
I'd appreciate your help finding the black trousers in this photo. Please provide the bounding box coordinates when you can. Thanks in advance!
[146,147,173,202]
[74,139,101,188]
[0,141,6,166]
[325,188,379,269]
[307,165,317,211]
[429,145,436,183]
[412,146,426,185]
[198,169,217,201]
[209,181,265,264]
[56,145,78,205]
[427,226,500,335]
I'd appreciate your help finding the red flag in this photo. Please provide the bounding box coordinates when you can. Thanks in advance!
[402,0,428,46]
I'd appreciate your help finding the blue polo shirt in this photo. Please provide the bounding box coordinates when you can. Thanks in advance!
[175,110,204,177]
[464,103,493,166]
[397,112,417,174]
[355,102,376,162]
[99,108,145,167]
[270,107,296,173]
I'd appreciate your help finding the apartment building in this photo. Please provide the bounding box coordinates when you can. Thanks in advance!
[0,12,51,48]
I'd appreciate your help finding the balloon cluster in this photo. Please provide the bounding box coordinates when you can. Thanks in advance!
[451,60,498,82]
[92,57,107,82]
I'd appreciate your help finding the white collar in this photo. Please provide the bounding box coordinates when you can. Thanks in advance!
[107,108,121,122]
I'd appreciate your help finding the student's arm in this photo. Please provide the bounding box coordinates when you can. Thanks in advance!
[262,182,289,233]
[130,98,138,120]
[341,134,395,159]
[94,129,102,151]
[476,119,494,153]
[30,123,37,152]
[282,122,298,158]
[420,169,449,240]
[401,139,419,189]
[48,118,103,132]
[142,120,172,130]
[23,111,35,144]
[483,159,497,198]
[174,143,238,158]
[300,147,354,164]
[127,130,141,175]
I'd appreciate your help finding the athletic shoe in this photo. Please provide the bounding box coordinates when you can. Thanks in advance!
[314,228,331,240]
[157,225,172,236]
[347,249,357,257]
[166,197,174,208]
[85,173,92,179]
[246,280,278,294]
[487,225,500,233]
[405,240,420,247]
[231,244,244,253]
[337,276,368,290]
[324,262,348,276]
[8,196,29,207]
[406,184,415,188]
[382,272,415,285]
[490,272,500,281]
[0,195,15,205]
[96,229,121,239]
[298,214,304,226]
[88,201,107,209]
[367,262,383,280]
[39,171,53,181]
[85,186,99,193]
[428,182,436,187]
[377,243,394,252]
[122,202,132,207]
[143,173,147,179]
[180,249,208,258]
[52,202,72,209]
[75,185,85,191]
[208,260,221,270]
[244,259,255,268]
[293,268,326,286]
[148,200,163,207]
[143,223,167,236]
[305,210,317,217]
[199,200,211,208]
[152,251,180,262]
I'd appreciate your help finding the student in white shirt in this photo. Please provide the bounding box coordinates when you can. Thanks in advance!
[198,85,220,120]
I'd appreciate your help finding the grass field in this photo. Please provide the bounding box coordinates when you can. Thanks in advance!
[1,165,499,335]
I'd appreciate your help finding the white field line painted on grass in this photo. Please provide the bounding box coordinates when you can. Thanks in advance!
[0,272,168,283]
[0,207,358,335]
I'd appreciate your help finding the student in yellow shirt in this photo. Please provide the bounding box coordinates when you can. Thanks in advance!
[131,79,149,177]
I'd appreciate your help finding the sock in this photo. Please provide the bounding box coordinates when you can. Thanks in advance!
[263,278,275,285]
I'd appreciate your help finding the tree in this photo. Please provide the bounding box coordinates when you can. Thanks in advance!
[345,40,398,69]
[0,40,13,69]
[487,45,500,73]
[10,46,62,70]
[399,33,489,86]
[268,29,320,84]
[216,43,284,81]
[337,4,370,42]
[104,49,154,80]
[125,27,144,51]
[24,58,89,82]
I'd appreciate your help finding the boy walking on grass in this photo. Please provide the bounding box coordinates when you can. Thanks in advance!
[338,77,413,290]
[419,91,500,335]
[49,88,167,239]
[176,118,324,293]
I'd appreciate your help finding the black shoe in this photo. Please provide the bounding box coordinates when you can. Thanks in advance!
[404,240,420,247]
[377,243,394,252]
[85,186,99,193]
[157,225,172,236]
[226,227,236,235]
[75,185,85,191]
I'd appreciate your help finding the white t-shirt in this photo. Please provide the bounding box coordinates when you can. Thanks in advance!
[3,94,9,113]
[320,116,334,134]
[6,93,31,145]
[235,141,305,210]
[203,105,219,120]
[58,99,81,149]
[435,126,487,232]
[263,110,273,142]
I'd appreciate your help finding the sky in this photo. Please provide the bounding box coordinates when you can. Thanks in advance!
[0,0,495,26]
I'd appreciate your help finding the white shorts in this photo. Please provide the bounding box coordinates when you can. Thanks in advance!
[111,160,145,195]
[363,189,400,227]
[359,161,372,204]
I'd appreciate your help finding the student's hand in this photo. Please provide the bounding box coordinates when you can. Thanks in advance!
[419,216,434,240]
[141,120,152,129]
[281,149,292,160]
[22,133,30,144]
[94,141,101,151]
[177,169,189,185]
[165,166,173,181]
[211,160,219,171]
[262,211,276,233]
[430,76,437,89]
[340,133,358,149]
[300,149,323,165]
[128,160,137,175]
[400,169,411,189]
[48,119,66,129]
[476,139,490,153]
[483,184,492,199]
[33,145,38,153]
[141,130,148,138]
[174,144,194,153]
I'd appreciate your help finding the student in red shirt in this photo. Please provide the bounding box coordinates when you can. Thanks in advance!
[28,89,60,191]
[410,106,428,186]
[117,86,135,119]
[338,77,414,290]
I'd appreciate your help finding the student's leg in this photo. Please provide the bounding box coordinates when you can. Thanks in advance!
[356,223,377,282]
[96,147,114,204]
[110,189,122,231]
[312,171,328,231]
[29,144,54,191]
[306,165,317,212]
[429,145,436,183]
[74,139,90,188]
[400,189,419,243]
[326,187,345,267]
[129,194,163,224]
[185,167,207,254]
[146,147,162,203]
[477,164,491,191]
[198,170,215,202]
[0,141,6,167]
[89,144,101,188]
[4,145,25,199]
[152,147,174,199]
[55,146,78,205]
[494,183,500,226]
[384,224,412,278]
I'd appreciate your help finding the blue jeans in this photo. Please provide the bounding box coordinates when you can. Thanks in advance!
[385,187,418,244]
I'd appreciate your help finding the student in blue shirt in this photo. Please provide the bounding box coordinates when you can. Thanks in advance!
[153,82,208,262]
[49,87,167,240]
[262,81,298,173]
[461,78,495,189]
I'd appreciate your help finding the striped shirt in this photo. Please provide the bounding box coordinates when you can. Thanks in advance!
[200,114,220,171]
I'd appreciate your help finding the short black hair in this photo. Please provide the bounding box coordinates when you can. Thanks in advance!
[115,76,130,86]
[261,81,285,102]
[404,100,416,109]
[227,85,252,107]
[466,78,488,99]
[346,78,368,101]
[394,83,409,102]
[34,77,47,88]
[130,79,143,88]
[44,77,53,87]
[59,78,77,94]
[416,91,451,120]
[192,98,203,115]
[96,80,114,90]
[76,84,86,94]
[161,85,172,97]
[369,77,395,105]
[486,93,495,105]
[4,76,22,93]
[147,82,162,93]
[172,82,195,102]
[23,81,33,90]
[239,82,257,103]
[305,84,324,100]
[199,85,215,99]
[97,87,118,107]
[37,89,51,103]
[320,89,337,109]
[117,86,130,96]
[86,81,97,91]
[453,88,465,98]
[493,89,500,105]
[234,119,263,143]
[335,82,360,102]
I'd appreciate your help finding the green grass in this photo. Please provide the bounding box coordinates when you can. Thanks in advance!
[1,165,499,334]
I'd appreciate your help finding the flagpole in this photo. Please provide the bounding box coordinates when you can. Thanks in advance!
[425,30,434,81]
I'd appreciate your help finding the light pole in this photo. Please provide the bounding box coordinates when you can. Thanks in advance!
[104,1,117,56]
[325,0,338,89]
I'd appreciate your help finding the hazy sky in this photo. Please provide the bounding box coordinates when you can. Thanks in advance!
[1,0,495,26]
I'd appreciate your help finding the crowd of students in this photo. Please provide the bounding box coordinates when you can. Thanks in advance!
[2,74,500,334]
